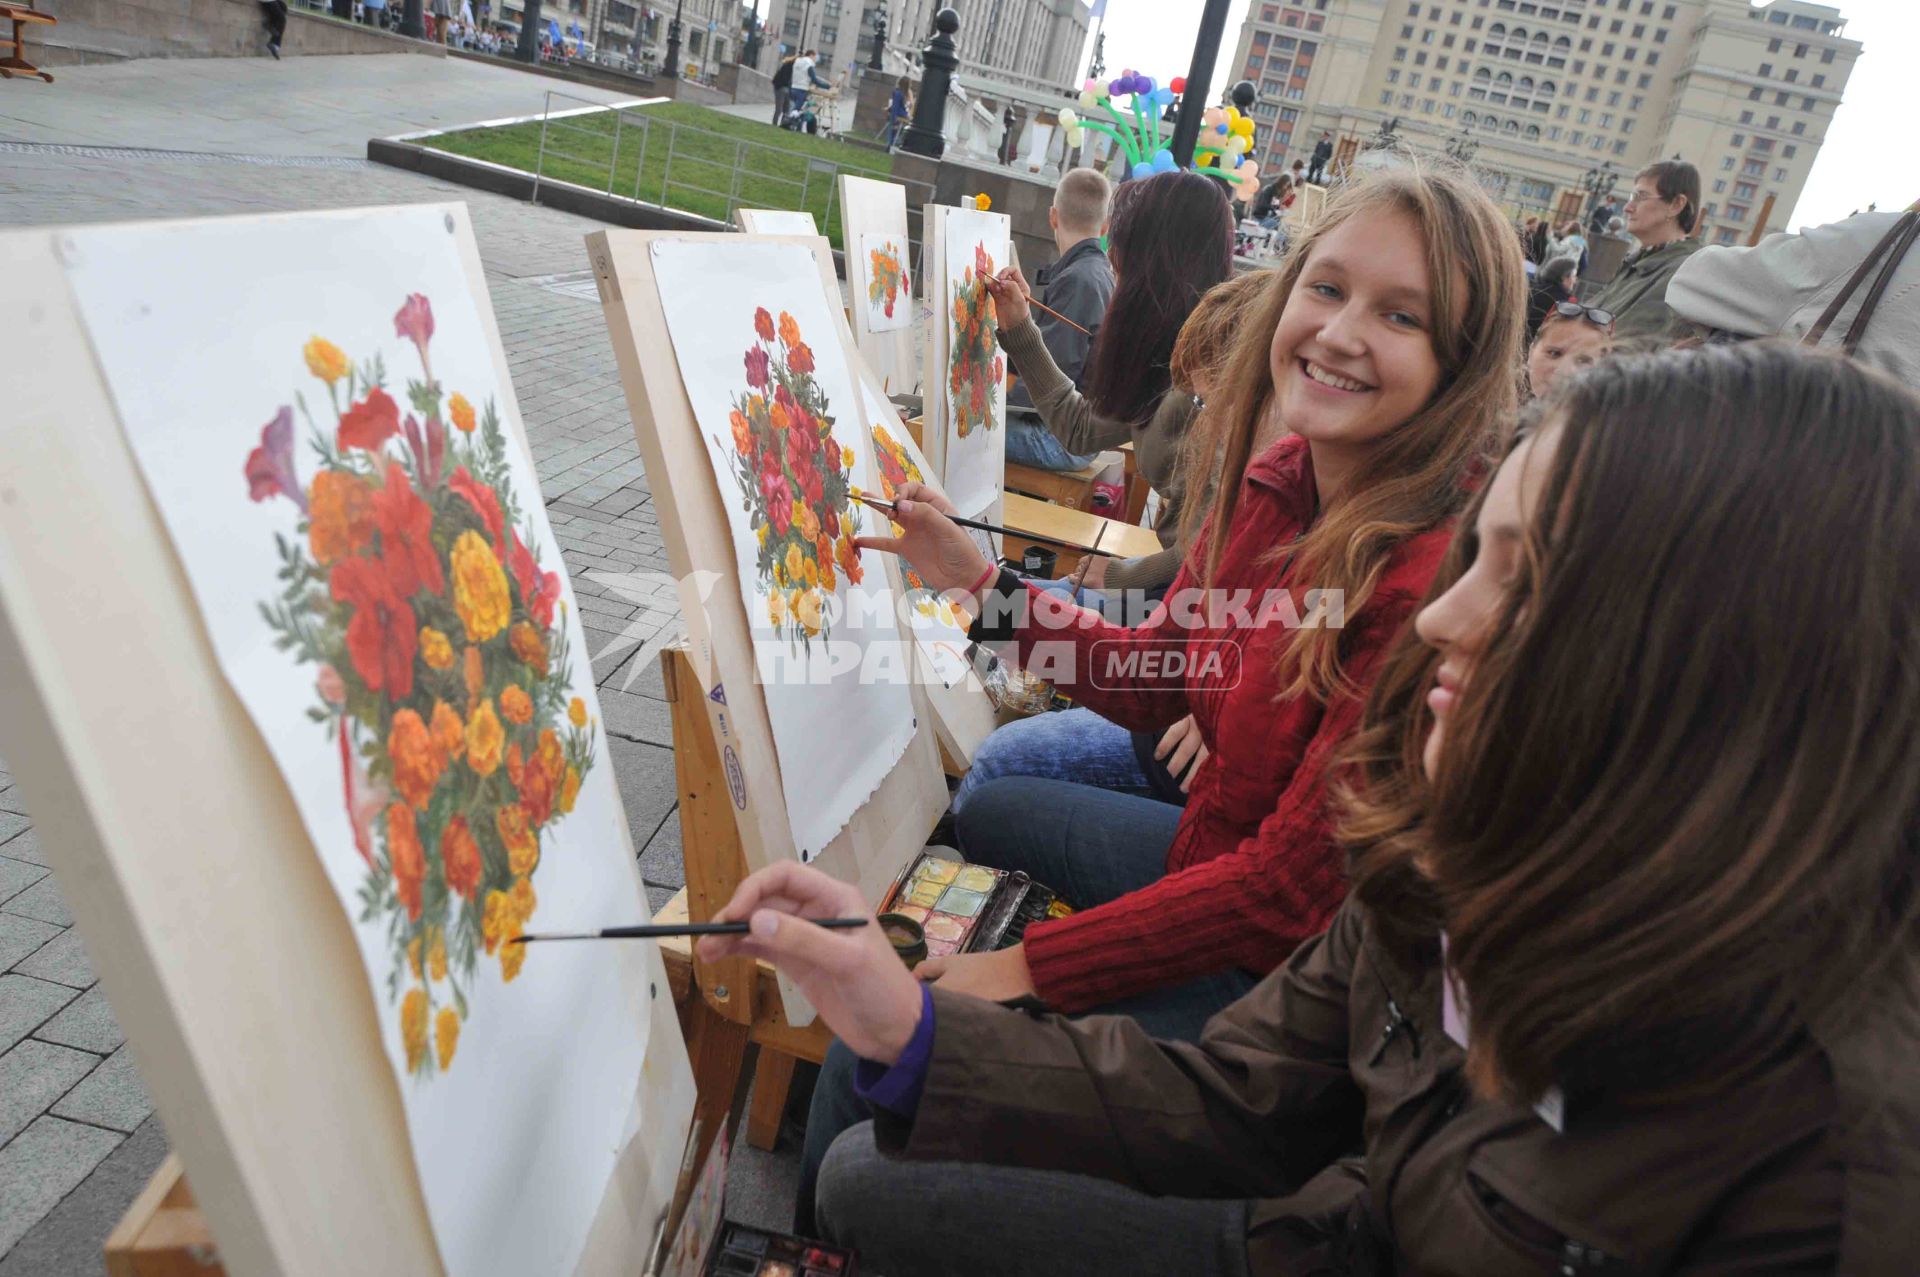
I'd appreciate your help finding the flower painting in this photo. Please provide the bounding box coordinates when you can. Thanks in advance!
[650,238,916,859]
[718,306,866,651]
[61,207,666,1277]
[860,231,912,334]
[869,423,964,631]
[247,291,595,1077]
[939,206,1012,519]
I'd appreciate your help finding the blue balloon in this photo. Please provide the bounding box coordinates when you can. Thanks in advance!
[1232,152,1244,169]
[1141,76,1157,94]
[1152,149,1178,173]
[1216,122,1230,135]
[1154,87,1175,107]
[1130,160,1155,180]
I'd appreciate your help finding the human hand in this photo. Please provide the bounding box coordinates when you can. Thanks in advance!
[914,943,1037,1002]
[984,267,1034,330]
[853,480,994,598]
[697,862,924,1063]
[1073,552,1109,593]
[1155,715,1210,794]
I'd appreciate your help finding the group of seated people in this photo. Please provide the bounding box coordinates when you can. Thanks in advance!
[702,160,1919,1273]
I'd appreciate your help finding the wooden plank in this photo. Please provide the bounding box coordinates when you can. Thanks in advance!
[1002,491,1163,575]
[1004,459,1100,510]
[744,1049,798,1152]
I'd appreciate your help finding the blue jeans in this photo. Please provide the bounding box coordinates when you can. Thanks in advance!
[1006,417,1098,471]
[950,707,1153,814]
[796,777,1254,1233]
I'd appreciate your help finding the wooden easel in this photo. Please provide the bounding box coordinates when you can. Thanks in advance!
[105,642,922,1270]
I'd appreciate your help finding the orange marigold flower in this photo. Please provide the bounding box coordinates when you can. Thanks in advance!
[387,803,427,922]
[508,622,549,677]
[753,307,776,343]
[500,683,533,726]
[777,311,802,348]
[428,931,448,983]
[304,336,351,384]
[435,1006,460,1070]
[466,698,504,776]
[308,470,375,565]
[770,400,791,432]
[481,888,514,954]
[729,409,753,455]
[497,804,538,876]
[510,874,536,921]
[442,814,483,900]
[401,988,429,1072]
[463,645,485,708]
[560,765,581,815]
[448,392,477,434]
[520,730,566,828]
[501,939,527,982]
[450,529,511,643]
[408,936,424,980]
[419,627,455,670]
[505,741,525,789]
[388,710,445,811]
[568,697,588,728]
[430,700,464,759]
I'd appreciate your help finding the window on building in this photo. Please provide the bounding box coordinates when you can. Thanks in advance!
[1717,227,1740,245]
[1621,117,1634,133]
[1793,42,1807,56]
[1739,110,1753,123]
[1722,156,1735,170]
[1415,50,1429,64]
[1767,37,1781,52]
[1784,68,1797,82]
[1726,204,1749,223]
[1822,47,1835,64]
[1381,89,1394,105]
[1811,73,1825,88]
[1749,86,1763,100]
[1783,143,1797,157]
[1792,121,1805,135]
[1713,179,1726,193]
[1758,62,1772,77]
[1802,96,1816,110]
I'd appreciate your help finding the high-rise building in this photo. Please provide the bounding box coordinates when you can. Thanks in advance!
[776,0,1090,93]
[1227,0,1860,242]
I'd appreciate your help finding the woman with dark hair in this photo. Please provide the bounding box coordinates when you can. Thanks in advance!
[710,341,1920,1277]
[1524,256,1577,339]
[1593,158,1703,343]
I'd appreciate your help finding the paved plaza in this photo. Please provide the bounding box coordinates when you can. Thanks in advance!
[0,52,800,1270]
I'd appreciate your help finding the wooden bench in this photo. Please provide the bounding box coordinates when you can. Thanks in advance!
[1004,457,1104,511]
[0,1,55,83]
[1001,491,1163,577]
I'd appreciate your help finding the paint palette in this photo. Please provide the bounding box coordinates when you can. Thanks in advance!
[704,1222,855,1276]
[878,852,1073,958]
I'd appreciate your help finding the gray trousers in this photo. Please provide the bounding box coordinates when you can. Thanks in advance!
[816,1123,1252,1277]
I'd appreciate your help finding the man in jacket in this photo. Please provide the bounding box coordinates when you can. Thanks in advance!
[770,53,795,125]
[1004,168,1117,471]
[1666,205,1920,390]
[1307,131,1333,185]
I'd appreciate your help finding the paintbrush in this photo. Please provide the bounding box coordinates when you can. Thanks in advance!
[851,492,1119,559]
[987,267,1092,336]
[510,919,869,945]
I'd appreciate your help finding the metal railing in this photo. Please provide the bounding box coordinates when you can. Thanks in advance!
[527,91,935,247]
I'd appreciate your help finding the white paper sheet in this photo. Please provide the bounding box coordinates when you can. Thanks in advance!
[857,230,914,334]
[63,207,654,1277]
[939,206,1011,518]
[736,209,820,236]
[648,238,916,859]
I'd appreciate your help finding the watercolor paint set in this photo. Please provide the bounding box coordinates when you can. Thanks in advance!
[703,1222,855,1277]
[878,851,1073,958]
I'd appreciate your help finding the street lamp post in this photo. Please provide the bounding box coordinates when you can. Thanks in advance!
[742,0,762,67]
[664,0,684,78]
[1168,0,1233,167]
[1582,160,1616,216]
[400,0,426,40]
[510,0,539,60]
[869,3,888,70]
[899,8,958,159]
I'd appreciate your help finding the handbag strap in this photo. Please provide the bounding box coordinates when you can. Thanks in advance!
[1804,210,1920,352]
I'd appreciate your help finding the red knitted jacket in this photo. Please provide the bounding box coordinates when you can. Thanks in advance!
[1006,435,1454,1011]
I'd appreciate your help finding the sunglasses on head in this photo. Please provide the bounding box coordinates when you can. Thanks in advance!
[1554,301,1615,328]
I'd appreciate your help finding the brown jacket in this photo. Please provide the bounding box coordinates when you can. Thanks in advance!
[877,897,1919,1273]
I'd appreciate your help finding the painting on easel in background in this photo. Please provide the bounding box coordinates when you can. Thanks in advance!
[937,205,1010,519]
[59,207,666,1277]
[649,238,917,860]
[860,231,913,334]
[862,387,973,691]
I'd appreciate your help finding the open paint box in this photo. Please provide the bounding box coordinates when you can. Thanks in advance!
[703,1222,855,1276]
[877,851,1073,959]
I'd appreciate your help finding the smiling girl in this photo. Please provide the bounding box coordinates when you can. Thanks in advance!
[706,342,1920,1276]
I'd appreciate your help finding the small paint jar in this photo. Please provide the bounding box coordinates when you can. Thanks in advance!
[877,913,927,970]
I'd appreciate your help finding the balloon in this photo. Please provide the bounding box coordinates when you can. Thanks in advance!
[1234,161,1262,202]
[1232,152,1244,168]
[1216,122,1230,135]
[1109,79,1125,96]
[1202,107,1226,126]
[1233,118,1256,137]
[1083,78,1098,92]
[1158,87,1178,107]
[1059,107,1079,129]
[1131,160,1155,180]
[1226,134,1250,155]
[1170,76,1187,94]
[1079,89,1100,109]
[1151,148,1178,173]
[1141,76,1157,94]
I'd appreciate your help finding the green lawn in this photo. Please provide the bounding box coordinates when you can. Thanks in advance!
[424,102,895,249]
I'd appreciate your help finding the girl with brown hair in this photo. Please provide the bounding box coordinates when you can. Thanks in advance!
[707,341,1920,1275]
[785,165,1526,1236]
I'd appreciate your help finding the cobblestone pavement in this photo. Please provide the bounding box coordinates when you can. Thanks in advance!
[0,56,813,1272]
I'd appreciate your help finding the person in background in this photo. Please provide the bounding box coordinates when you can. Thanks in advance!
[1525,257,1578,339]
[1307,130,1333,184]
[430,0,453,43]
[258,0,287,57]
[1290,158,1308,189]
[771,52,797,125]
[1667,204,1920,391]
[359,0,385,27]
[792,49,828,117]
[1526,214,1552,268]
[1520,216,1543,264]
[1547,219,1587,272]
[1004,169,1119,472]
[711,341,1920,1277]
[1588,195,1619,235]
[887,76,913,149]
[1591,159,1702,344]
[1526,301,1613,399]
[1251,175,1295,228]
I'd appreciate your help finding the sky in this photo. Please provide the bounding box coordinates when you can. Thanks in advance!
[1078,0,1913,230]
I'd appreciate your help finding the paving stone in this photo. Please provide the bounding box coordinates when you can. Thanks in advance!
[0,1039,101,1147]
[0,827,46,868]
[0,913,62,972]
[600,687,675,750]
[12,927,94,989]
[0,813,26,847]
[0,974,80,1055]
[52,1045,152,1134]
[0,1116,169,1277]
[0,856,46,910]
[607,737,678,864]
[644,882,677,916]
[32,985,123,1055]
[0,786,24,816]
[638,809,685,892]
[0,875,69,927]
[0,1118,125,1257]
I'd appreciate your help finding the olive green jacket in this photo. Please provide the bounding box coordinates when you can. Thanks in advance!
[1592,236,1704,345]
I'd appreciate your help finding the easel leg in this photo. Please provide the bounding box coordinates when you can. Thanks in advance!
[745,1048,798,1152]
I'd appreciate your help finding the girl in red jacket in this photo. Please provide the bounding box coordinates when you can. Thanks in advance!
[792,166,1528,1230]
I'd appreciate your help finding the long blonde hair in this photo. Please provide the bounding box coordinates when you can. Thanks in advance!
[1185,163,1527,701]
